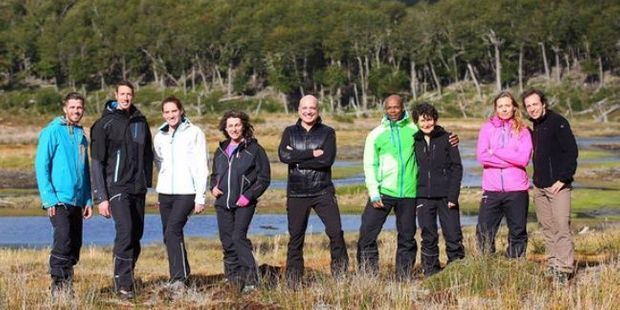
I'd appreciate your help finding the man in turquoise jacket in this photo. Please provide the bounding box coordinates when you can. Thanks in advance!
[357,94,419,278]
[35,92,93,295]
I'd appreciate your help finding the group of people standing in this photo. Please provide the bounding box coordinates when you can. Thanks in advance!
[34,80,577,300]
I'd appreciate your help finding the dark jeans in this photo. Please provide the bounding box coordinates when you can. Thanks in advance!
[476,191,529,258]
[417,198,464,276]
[49,205,83,282]
[110,193,145,292]
[286,191,349,282]
[357,195,417,278]
[216,204,258,285]
[159,194,195,282]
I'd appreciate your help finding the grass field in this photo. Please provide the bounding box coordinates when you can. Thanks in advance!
[1,224,618,309]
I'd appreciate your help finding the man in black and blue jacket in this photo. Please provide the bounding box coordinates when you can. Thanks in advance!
[90,81,153,299]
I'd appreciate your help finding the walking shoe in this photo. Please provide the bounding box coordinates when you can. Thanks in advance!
[117,289,135,300]
[241,284,256,294]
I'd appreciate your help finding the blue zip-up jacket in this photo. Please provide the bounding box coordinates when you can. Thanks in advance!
[35,116,92,208]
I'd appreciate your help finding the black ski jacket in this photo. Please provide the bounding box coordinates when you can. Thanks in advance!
[90,100,154,204]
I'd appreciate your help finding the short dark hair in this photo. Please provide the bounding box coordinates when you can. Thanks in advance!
[116,80,135,93]
[412,102,438,123]
[161,96,183,112]
[64,92,85,105]
[218,110,255,141]
[520,88,547,109]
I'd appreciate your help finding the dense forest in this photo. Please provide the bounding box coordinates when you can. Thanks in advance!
[0,0,618,112]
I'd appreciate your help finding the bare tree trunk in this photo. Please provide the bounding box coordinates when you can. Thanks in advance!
[410,61,418,101]
[356,56,369,111]
[467,62,482,101]
[451,54,459,83]
[280,92,288,114]
[227,62,233,97]
[539,42,550,81]
[552,45,561,81]
[518,45,524,94]
[429,60,442,95]
[485,30,503,92]
[191,65,196,92]
[564,53,571,73]
[598,56,605,88]
[122,56,127,80]
[214,65,225,89]
[336,87,342,113]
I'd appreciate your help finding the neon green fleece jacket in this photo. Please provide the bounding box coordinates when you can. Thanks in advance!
[363,112,418,200]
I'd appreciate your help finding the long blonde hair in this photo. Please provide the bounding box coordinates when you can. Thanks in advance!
[493,91,526,135]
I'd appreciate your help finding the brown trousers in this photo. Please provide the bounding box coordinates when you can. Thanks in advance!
[533,186,574,272]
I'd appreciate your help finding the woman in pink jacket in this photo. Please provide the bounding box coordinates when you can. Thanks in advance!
[476,91,532,258]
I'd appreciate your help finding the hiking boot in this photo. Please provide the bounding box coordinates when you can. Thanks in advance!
[117,289,135,300]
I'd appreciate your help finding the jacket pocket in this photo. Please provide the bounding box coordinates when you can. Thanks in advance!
[240,175,251,195]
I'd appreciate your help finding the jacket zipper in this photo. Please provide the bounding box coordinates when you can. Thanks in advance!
[396,124,404,197]
[225,151,235,209]
[170,129,176,193]
[114,149,121,182]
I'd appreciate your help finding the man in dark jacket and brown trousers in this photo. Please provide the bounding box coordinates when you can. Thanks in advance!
[412,103,464,277]
[522,88,578,284]
[278,95,349,286]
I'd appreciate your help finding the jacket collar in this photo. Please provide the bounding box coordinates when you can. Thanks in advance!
[381,111,410,127]
[531,109,551,124]
[414,125,446,140]
[295,116,323,131]
[158,116,190,133]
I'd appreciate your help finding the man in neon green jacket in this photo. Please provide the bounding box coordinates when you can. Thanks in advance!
[357,94,419,278]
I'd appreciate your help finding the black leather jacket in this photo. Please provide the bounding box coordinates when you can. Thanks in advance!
[278,118,336,197]
[210,138,271,209]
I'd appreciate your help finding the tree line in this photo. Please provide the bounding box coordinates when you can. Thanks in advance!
[1,0,618,111]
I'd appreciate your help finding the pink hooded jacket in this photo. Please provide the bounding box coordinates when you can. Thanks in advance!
[476,116,532,192]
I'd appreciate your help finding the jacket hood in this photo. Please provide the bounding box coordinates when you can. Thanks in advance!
[490,115,514,128]
[381,111,410,126]
[50,116,83,128]
[102,100,143,118]
[414,125,447,140]
[158,116,191,133]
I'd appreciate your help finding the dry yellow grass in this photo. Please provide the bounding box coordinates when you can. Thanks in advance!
[1,225,618,309]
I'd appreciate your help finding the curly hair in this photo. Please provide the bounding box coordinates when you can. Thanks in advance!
[412,102,438,123]
[492,91,526,135]
[218,110,254,141]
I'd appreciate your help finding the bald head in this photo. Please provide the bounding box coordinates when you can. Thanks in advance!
[384,94,405,121]
[298,95,320,128]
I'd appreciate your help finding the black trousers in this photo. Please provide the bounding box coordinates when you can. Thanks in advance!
[110,193,145,291]
[286,191,349,281]
[216,204,258,285]
[159,194,195,282]
[49,205,83,282]
[417,198,464,276]
[476,190,529,258]
[357,196,417,278]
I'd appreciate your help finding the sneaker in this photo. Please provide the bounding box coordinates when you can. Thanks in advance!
[117,289,135,300]
[241,284,256,294]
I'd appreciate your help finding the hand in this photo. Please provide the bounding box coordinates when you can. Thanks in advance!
[83,206,93,219]
[448,202,456,209]
[372,199,384,209]
[211,187,223,198]
[550,181,565,194]
[236,195,250,208]
[98,200,111,218]
[313,149,324,157]
[47,206,56,217]
[448,133,459,147]
[194,203,205,214]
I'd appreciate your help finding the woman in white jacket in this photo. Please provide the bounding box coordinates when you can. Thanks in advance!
[154,96,208,287]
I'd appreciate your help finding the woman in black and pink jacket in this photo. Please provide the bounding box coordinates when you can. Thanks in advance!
[476,91,533,258]
[210,110,270,292]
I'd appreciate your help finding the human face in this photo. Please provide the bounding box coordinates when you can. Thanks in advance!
[225,117,244,142]
[385,99,404,121]
[162,102,182,129]
[524,94,546,120]
[298,97,319,127]
[63,99,84,125]
[417,115,436,135]
[115,85,134,110]
[495,96,515,121]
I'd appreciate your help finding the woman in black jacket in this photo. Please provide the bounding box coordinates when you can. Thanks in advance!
[210,110,270,292]
[412,103,464,277]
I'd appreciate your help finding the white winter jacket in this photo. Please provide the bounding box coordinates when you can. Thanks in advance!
[154,118,209,204]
